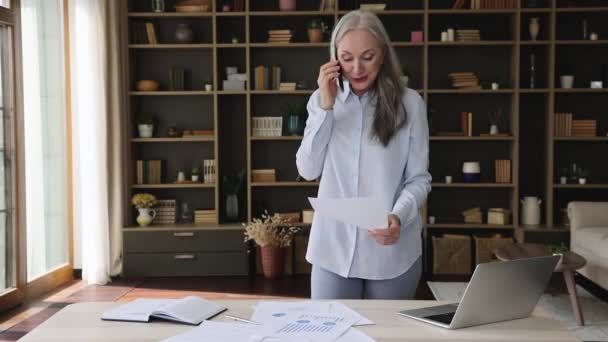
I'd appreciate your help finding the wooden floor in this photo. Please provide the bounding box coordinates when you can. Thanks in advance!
[0,275,433,341]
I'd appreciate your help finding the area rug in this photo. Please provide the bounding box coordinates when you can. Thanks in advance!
[427,281,608,342]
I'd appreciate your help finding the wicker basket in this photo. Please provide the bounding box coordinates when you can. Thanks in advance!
[432,234,471,275]
[474,236,514,265]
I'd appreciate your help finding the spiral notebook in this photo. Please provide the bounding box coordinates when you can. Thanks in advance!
[101,296,226,325]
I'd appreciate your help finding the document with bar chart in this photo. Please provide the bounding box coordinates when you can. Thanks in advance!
[262,313,357,341]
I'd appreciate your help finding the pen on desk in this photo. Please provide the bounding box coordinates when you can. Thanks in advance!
[225,314,260,325]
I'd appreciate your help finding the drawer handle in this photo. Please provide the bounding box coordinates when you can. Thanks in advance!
[174,254,195,260]
[173,232,195,238]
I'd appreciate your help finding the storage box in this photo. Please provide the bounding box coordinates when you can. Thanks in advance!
[432,234,471,274]
[223,79,245,91]
[252,117,283,137]
[474,236,513,265]
[227,73,247,82]
[487,208,510,225]
[252,169,276,183]
[302,209,314,224]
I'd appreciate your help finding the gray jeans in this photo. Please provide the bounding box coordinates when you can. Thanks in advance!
[311,256,422,300]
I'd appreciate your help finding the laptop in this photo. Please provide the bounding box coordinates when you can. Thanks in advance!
[398,255,560,329]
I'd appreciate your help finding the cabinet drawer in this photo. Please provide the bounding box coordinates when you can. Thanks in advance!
[123,252,249,277]
[124,229,246,253]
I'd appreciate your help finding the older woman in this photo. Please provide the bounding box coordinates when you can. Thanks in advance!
[296,10,432,300]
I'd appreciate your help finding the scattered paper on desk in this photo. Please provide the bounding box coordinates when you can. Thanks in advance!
[160,321,258,342]
[252,301,374,326]
[308,196,388,230]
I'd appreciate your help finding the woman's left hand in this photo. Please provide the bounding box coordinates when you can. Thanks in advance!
[369,214,401,245]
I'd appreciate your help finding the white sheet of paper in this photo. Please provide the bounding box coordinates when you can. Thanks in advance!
[308,197,389,230]
[258,312,357,342]
[251,301,374,326]
[160,321,260,342]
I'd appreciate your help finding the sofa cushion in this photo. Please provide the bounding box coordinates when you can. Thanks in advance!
[572,227,608,264]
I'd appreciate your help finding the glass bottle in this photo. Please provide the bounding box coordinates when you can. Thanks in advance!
[151,0,165,13]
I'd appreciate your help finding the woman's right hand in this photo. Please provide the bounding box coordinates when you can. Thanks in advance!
[317,60,340,110]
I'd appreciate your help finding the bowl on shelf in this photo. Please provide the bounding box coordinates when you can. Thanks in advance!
[136,80,160,91]
[462,161,481,182]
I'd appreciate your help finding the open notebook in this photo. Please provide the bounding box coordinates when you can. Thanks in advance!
[101,296,226,325]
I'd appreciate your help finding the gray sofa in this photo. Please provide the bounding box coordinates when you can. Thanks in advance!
[568,201,608,290]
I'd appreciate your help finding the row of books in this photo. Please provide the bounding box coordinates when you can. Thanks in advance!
[130,22,158,45]
[554,113,598,137]
[254,65,282,90]
[203,159,216,184]
[453,0,516,9]
[136,160,163,184]
[461,111,474,137]
[456,29,481,41]
[495,159,511,184]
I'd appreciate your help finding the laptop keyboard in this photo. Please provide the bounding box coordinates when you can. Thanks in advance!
[426,312,455,325]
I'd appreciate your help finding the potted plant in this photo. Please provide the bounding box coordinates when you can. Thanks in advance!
[131,193,157,226]
[577,168,590,185]
[307,19,326,43]
[559,167,569,184]
[223,169,246,221]
[137,113,155,138]
[191,165,201,182]
[243,211,300,279]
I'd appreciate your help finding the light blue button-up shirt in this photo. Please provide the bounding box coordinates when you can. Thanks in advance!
[296,82,432,280]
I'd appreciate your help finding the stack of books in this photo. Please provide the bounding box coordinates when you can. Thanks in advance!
[136,160,163,184]
[494,159,511,183]
[267,30,293,44]
[194,209,217,224]
[279,82,297,91]
[461,111,473,137]
[155,200,176,224]
[448,72,480,89]
[554,112,573,137]
[462,207,483,224]
[571,119,597,137]
[456,29,481,41]
[252,117,283,137]
[203,159,216,184]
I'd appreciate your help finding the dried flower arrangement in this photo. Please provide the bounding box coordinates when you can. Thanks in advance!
[131,193,157,209]
[243,211,301,248]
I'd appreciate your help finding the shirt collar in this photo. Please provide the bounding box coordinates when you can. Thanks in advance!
[338,81,376,105]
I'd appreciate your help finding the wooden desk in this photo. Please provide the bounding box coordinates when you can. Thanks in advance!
[19,300,579,341]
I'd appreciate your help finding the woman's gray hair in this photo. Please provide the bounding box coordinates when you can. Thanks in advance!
[330,10,407,146]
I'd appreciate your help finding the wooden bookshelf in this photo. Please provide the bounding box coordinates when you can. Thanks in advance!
[122,0,608,278]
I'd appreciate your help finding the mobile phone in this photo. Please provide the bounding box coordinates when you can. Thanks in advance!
[334,49,344,91]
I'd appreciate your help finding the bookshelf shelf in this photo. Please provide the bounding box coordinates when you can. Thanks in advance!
[555,40,608,45]
[128,12,213,17]
[123,223,244,231]
[519,41,551,45]
[554,137,608,142]
[520,8,552,13]
[428,41,515,46]
[215,12,247,17]
[520,88,549,93]
[129,91,215,96]
[430,136,515,141]
[555,7,608,13]
[251,182,320,187]
[426,223,514,229]
[250,90,314,95]
[216,43,247,48]
[553,184,608,189]
[338,10,425,15]
[427,89,515,94]
[132,137,215,143]
[250,42,329,48]
[132,183,216,189]
[250,136,303,141]
[428,9,516,14]
[128,44,214,49]
[249,11,334,16]
[553,88,608,93]
[431,183,514,188]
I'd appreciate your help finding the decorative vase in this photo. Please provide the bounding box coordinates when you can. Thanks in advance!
[287,114,303,136]
[175,23,194,43]
[560,75,574,89]
[521,196,541,225]
[226,194,239,220]
[462,162,481,183]
[529,17,540,41]
[279,0,296,11]
[151,0,165,12]
[490,124,499,135]
[191,174,199,182]
[137,208,156,226]
[560,176,567,184]
[579,178,587,185]
[138,124,154,138]
[260,246,285,279]
[307,28,323,43]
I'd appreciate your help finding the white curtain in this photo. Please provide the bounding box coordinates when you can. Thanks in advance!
[69,0,127,285]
